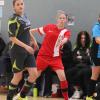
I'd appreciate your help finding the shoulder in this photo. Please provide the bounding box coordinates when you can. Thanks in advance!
[8,14,19,25]
[93,22,100,29]
[8,14,18,21]
[92,22,100,35]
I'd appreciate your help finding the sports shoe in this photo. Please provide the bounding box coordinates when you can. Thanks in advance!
[70,90,83,99]
[86,96,95,100]
[13,93,28,100]
[68,98,74,100]
[85,96,97,100]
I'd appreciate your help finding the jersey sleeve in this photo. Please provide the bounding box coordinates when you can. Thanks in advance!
[92,24,100,37]
[38,24,49,35]
[8,20,18,37]
[64,30,71,40]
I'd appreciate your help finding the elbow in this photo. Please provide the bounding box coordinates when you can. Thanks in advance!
[96,39,100,44]
[30,28,38,34]
[95,38,100,44]
[30,29,34,34]
[9,37,13,41]
[30,29,33,34]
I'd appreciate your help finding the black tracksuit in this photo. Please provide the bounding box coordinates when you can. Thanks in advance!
[66,47,92,96]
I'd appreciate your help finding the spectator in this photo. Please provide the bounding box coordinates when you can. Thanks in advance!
[0,42,12,86]
[0,36,6,56]
[67,31,92,99]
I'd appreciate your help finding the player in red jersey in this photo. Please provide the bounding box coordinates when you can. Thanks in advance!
[30,10,71,100]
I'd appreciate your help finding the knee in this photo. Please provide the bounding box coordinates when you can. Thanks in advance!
[29,70,38,80]
[12,72,23,83]
[56,70,66,81]
[58,74,66,81]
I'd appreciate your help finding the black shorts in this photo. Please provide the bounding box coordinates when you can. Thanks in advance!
[10,51,36,73]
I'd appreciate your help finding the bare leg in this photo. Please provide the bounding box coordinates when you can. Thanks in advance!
[55,69,68,100]
[19,67,38,98]
[7,71,23,100]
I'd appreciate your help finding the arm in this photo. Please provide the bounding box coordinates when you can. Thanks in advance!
[10,37,34,54]
[10,37,28,49]
[81,48,92,64]
[60,38,68,47]
[73,48,82,64]
[60,30,71,47]
[95,37,100,44]
[30,28,38,34]
[92,24,100,44]
[30,32,39,51]
[30,26,46,35]
[8,19,34,54]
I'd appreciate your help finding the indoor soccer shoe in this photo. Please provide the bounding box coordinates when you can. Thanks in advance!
[86,96,95,100]
[70,90,83,99]
[13,93,28,100]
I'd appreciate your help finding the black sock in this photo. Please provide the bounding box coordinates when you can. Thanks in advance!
[87,79,97,96]
[7,83,18,100]
[96,82,100,100]
[20,80,33,98]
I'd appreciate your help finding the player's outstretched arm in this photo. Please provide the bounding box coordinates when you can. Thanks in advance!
[30,28,38,34]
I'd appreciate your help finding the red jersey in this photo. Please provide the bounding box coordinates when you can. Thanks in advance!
[38,24,71,57]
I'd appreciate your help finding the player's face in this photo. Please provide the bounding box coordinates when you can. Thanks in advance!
[81,34,86,46]
[13,0,24,15]
[57,14,67,25]
[98,16,100,23]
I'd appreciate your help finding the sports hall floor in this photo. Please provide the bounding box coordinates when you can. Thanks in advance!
[0,94,64,100]
[0,94,83,100]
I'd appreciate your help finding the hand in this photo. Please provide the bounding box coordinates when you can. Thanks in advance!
[25,45,34,55]
[34,44,39,51]
[30,41,39,52]
[60,38,68,47]
[77,56,82,59]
